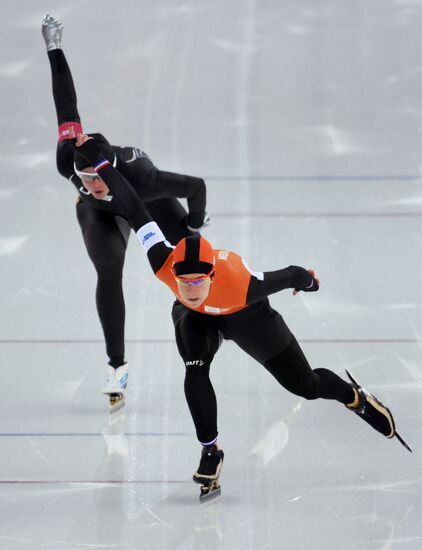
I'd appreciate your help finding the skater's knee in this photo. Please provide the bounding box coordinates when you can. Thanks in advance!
[175,317,218,360]
[184,359,211,377]
[264,354,321,400]
[297,374,321,400]
[93,253,124,277]
[281,372,321,400]
[175,313,201,336]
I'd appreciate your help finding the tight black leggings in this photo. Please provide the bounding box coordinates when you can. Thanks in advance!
[49,48,195,366]
[77,198,194,366]
[76,201,129,365]
[264,340,354,402]
[172,300,355,444]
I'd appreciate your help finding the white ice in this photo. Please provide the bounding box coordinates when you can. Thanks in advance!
[1,1,422,549]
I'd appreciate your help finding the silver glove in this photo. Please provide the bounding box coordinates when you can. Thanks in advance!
[41,14,64,51]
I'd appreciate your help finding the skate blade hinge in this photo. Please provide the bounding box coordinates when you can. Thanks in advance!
[199,481,221,503]
[109,393,125,413]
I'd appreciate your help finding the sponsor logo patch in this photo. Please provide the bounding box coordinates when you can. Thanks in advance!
[204,305,231,314]
[142,231,156,244]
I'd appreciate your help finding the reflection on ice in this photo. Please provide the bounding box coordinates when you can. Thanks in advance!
[249,403,302,468]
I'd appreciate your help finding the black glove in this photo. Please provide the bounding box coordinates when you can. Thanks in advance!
[187,211,211,231]
[74,137,106,167]
[289,265,319,292]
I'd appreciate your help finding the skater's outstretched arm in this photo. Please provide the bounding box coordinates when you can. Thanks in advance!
[73,131,172,273]
[42,14,83,179]
[245,266,320,304]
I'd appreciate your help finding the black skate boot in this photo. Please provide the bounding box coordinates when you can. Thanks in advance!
[345,369,412,452]
[193,444,224,502]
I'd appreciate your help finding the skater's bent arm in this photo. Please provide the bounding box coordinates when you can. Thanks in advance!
[246,265,318,304]
[74,134,172,273]
[184,178,206,229]
[154,173,206,229]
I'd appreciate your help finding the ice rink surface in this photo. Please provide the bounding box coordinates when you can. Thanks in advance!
[1,0,422,548]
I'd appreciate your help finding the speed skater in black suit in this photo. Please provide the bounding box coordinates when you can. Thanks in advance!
[72,132,412,499]
[42,14,210,411]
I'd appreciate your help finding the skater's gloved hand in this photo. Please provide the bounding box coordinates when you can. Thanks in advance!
[42,14,64,51]
[289,266,320,295]
[70,127,105,166]
[187,212,211,232]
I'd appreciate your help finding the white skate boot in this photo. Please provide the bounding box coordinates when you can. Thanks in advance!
[102,363,128,412]
[41,14,64,51]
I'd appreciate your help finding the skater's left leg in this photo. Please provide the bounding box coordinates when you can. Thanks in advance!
[224,300,355,404]
[76,204,130,411]
[264,336,355,404]
[265,341,399,440]
[232,303,398,439]
[76,203,129,368]
[264,337,397,439]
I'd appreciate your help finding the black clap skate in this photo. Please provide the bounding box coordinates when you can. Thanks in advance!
[345,369,412,452]
[193,444,224,502]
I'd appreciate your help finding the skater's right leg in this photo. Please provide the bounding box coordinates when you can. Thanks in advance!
[172,302,224,481]
[194,444,224,484]
[172,302,222,444]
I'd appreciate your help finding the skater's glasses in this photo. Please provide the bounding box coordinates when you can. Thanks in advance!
[175,275,212,287]
[74,155,117,180]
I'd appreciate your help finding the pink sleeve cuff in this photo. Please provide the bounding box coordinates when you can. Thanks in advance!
[58,122,83,143]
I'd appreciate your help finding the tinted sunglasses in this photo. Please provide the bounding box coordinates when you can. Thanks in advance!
[173,269,215,287]
[174,275,211,287]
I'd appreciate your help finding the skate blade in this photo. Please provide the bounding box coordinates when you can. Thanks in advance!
[109,393,125,413]
[345,368,358,386]
[199,481,221,503]
[395,431,413,452]
[346,370,412,452]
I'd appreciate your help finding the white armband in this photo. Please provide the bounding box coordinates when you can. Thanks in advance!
[136,222,166,253]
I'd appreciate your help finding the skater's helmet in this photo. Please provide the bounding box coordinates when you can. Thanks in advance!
[172,235,215,277]
[73,133,116,173]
